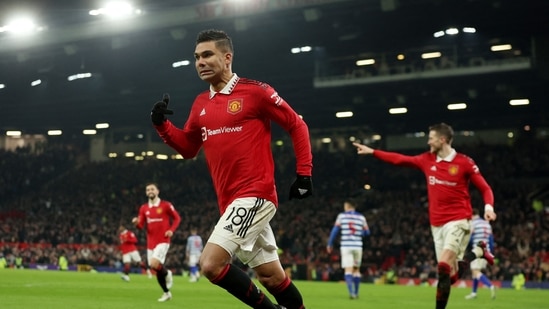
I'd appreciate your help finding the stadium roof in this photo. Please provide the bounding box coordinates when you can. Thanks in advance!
[1,0,548,136]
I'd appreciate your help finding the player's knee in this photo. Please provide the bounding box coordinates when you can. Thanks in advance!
[199,258,226,279]
[257,269,286,290]
[149,260,161,270]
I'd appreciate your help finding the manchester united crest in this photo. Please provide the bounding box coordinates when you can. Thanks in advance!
[448,165,459,175]
[156,208,163,214]
[227,99,243,114]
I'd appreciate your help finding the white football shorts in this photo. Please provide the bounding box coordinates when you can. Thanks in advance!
[122,250,142,264]
[208,197,279,268]
[147,243,170,265]
[340,247,363,269]
[431,219,471,261]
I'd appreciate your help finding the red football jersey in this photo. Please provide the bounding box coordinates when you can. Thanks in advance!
[373,150,494,226]
[136,200,181,249]
[156,75,313,214]
[119,229,138,254]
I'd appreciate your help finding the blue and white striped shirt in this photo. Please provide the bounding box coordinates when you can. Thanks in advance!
[470,215,494,252]
[186,234,203,255]
[328,210,369,249]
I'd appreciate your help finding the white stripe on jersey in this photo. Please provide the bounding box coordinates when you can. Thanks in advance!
[471,217,492,251]
[186,235,203,255]
[336,211,367,248]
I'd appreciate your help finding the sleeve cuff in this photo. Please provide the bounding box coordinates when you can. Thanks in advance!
[485,204,494,213]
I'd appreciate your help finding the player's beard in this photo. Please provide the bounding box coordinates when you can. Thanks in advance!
[429,144,441,154]
[148,194,157,201]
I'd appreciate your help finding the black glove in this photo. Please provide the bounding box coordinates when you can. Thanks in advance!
[151,93,174,125]
[289,175,313,200]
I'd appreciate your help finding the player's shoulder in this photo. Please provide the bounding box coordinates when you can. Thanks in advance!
[161,199,174,206]
[238,77,267,87]
[237,77,274,92]
[416,151,435,161]
[455,152,476,165]
[195,89,210,100]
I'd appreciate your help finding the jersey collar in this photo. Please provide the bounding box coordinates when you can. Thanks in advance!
[436,148,457,162]
[148,199,160,207]
[209,73,239,99]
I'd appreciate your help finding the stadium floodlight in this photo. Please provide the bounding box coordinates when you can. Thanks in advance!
[89,1,142,19]
[372,134,382,141]
[108,152,118,158]
[447,103,467,110]
[491,44,512,52]
[509,99,529,106]
[462,27,476,33]
[31,79,41,87]
[421,52,442,59]
[290,46,312,54]
[47,130,62,136]
[433,30,445,38]
[445,28,459,35]
[0,84,5,89]
[172,60,190,68]
[125,151,135,157]
[389,107,407,114]
[156,154,169,160]
[321,137,331,144]
[356,59,375,66]
[0,16,43,35]
[95,123,109,129]
[67,73,92,81]
[6,130,22,137]
[82,129,97,135]
[335,111,353,118]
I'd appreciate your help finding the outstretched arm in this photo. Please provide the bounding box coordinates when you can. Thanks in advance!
[470,173,496,221]
[352,142,374,155]
[353,142,422,168]
[326,225,341,254]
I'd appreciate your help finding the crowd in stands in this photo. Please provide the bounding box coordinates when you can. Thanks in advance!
[1,133,548,284]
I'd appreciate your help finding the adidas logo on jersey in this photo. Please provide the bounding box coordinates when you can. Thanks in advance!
[200,108,206,116]
[223,224,233,233]
[430,166,437,171]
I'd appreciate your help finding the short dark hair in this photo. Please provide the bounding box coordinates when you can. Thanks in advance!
[472,208,480,216]
[344,199,356,209]
[429,122,454,143]
[196,29,233,53]
[146,182,159,189]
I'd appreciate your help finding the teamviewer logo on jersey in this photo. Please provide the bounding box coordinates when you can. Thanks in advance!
[223,224,234,233]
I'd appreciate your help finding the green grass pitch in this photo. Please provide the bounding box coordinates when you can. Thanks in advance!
[0,269,546,309]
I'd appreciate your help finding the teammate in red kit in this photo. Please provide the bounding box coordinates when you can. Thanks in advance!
[118,224,149,282]
[353,123,496,309]
[150,29,312,309]
[132,183,181,302]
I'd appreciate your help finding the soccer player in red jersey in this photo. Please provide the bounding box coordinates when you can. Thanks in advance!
[118,224,148,282]
[150,29,313,309]
[353,123,497,309]
[132,183,181,302]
